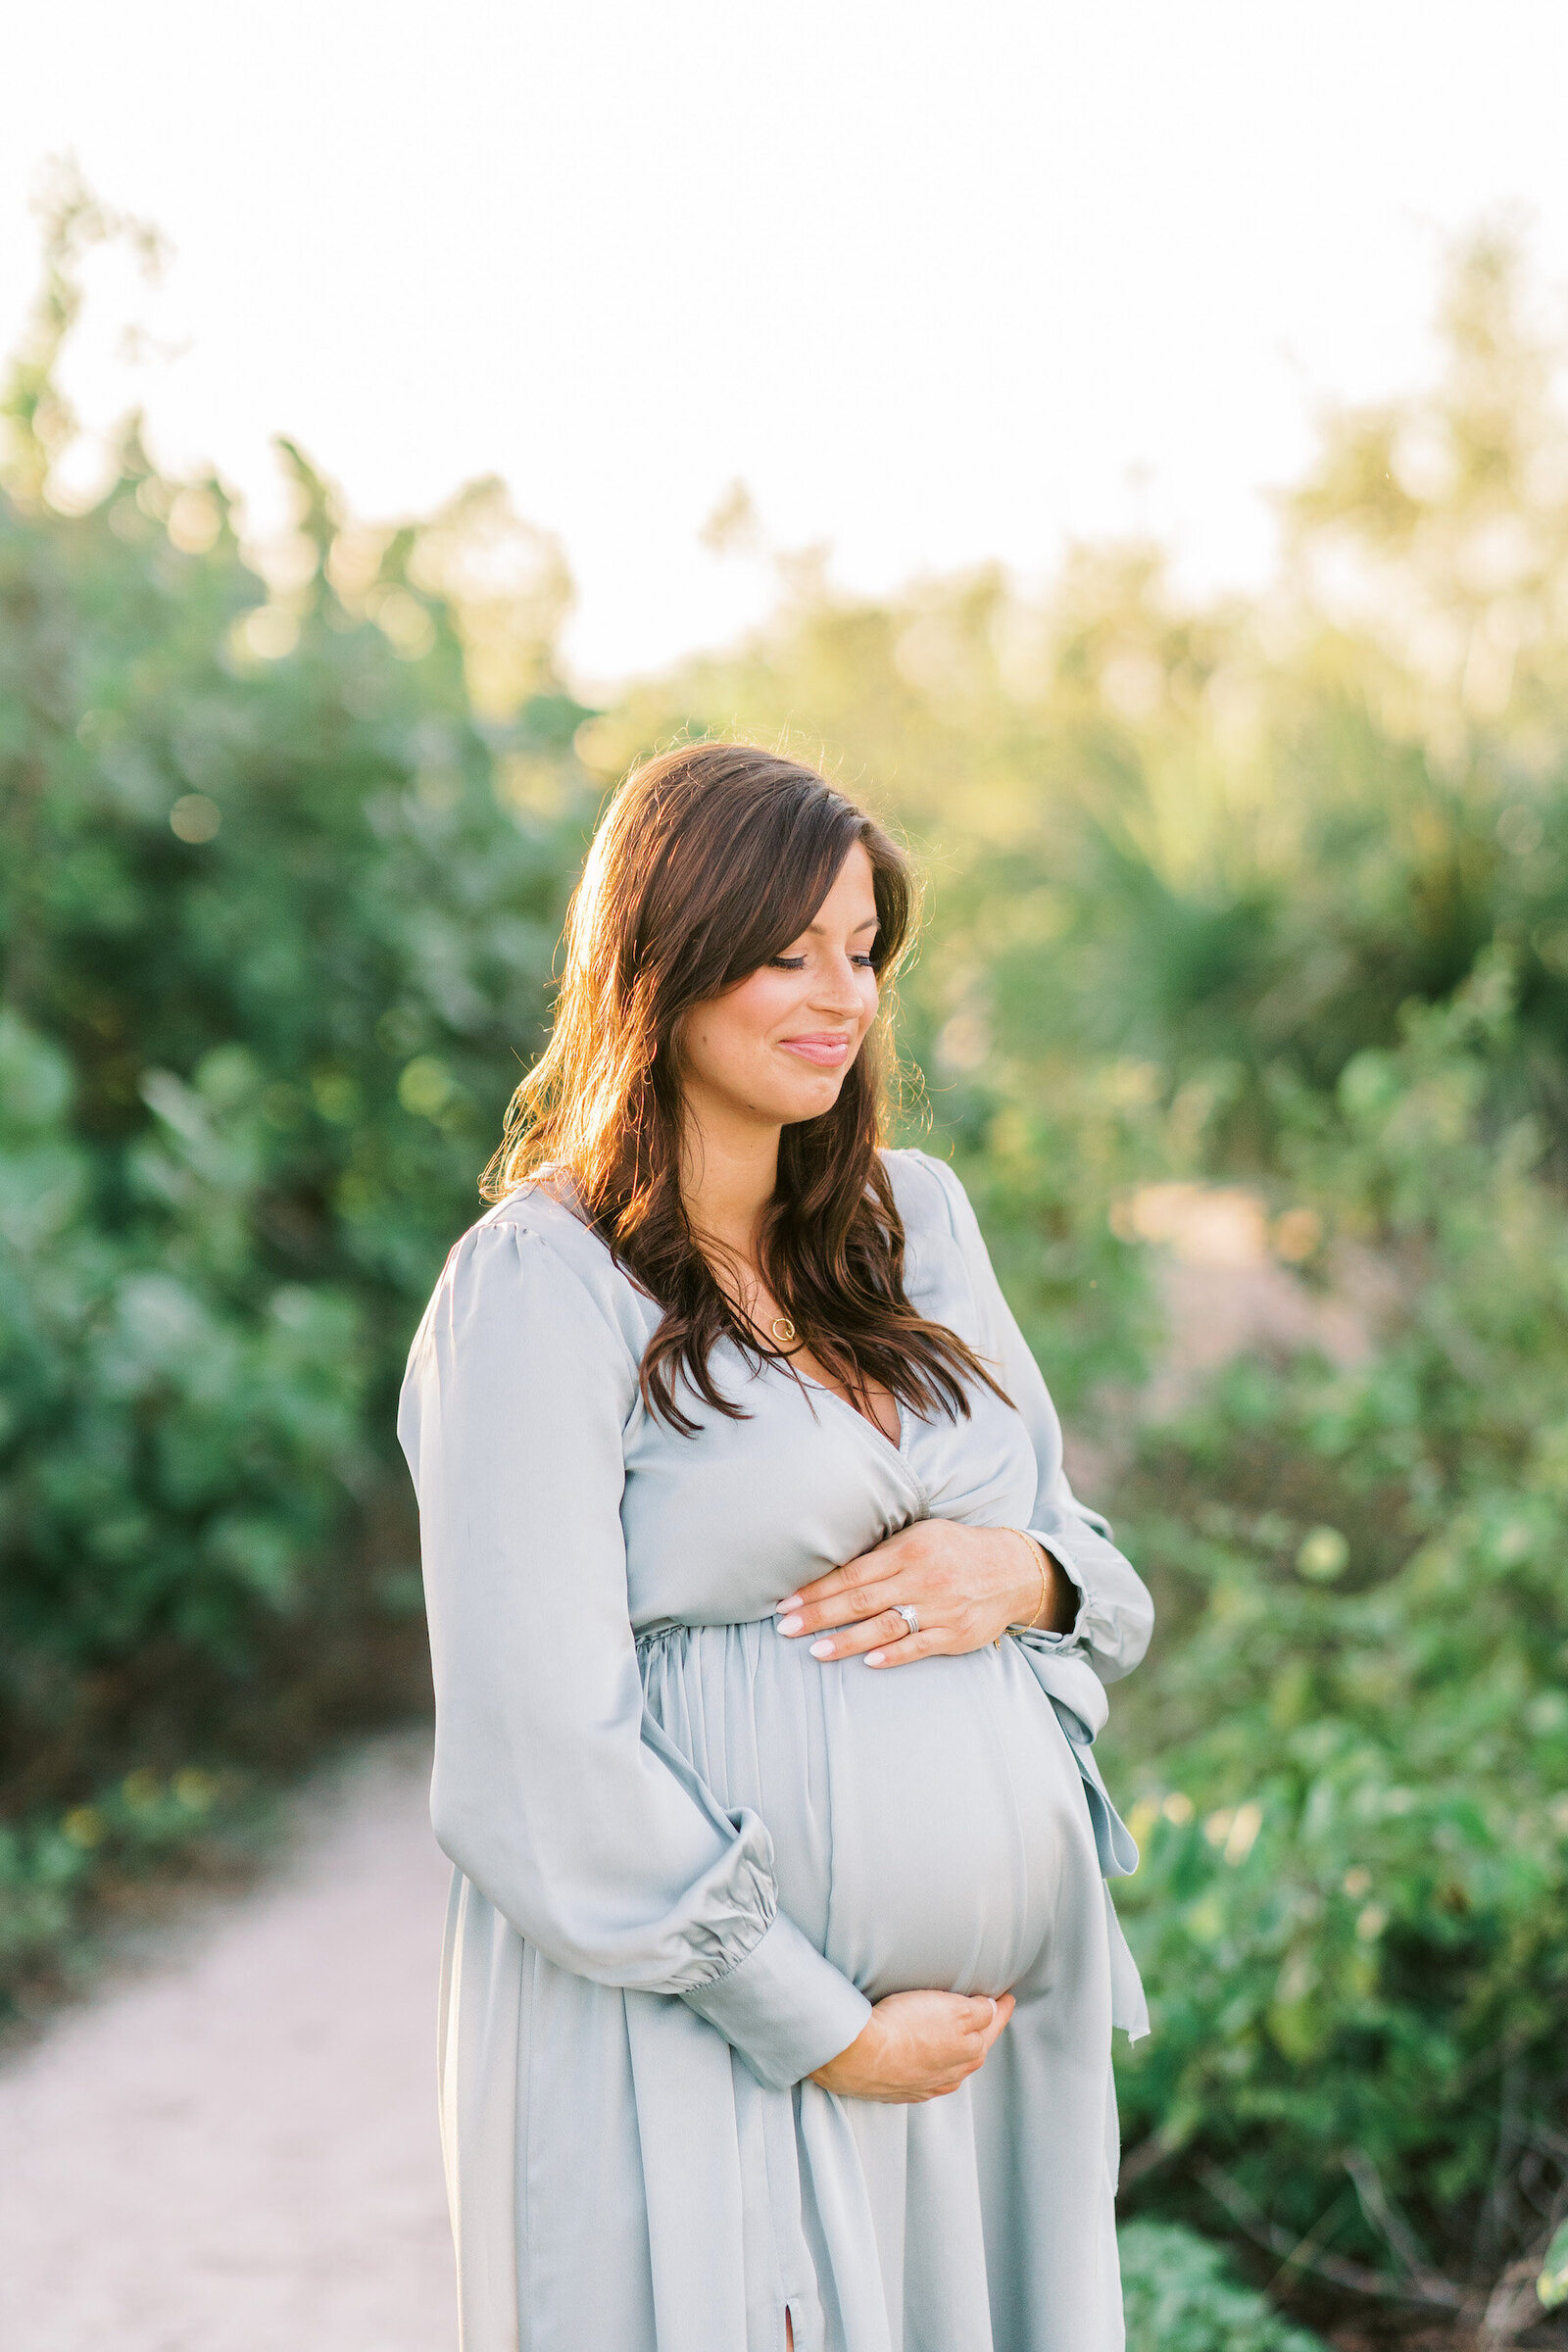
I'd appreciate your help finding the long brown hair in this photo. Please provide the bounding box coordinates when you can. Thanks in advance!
[483,742,1004,1432]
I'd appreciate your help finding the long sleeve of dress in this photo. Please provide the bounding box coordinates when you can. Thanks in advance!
[912,1153,1154,1690]
[398,1219,872,2093]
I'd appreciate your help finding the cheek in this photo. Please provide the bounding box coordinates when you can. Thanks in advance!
[728,969,803,1031]
[683,975,794,1079]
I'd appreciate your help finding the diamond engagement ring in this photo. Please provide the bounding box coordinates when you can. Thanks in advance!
[894,1604,919,1637]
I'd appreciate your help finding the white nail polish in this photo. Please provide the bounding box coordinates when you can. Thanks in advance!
[778,1614,804,1637]
[809,1639,834,1659]
[865,1650,884,1667]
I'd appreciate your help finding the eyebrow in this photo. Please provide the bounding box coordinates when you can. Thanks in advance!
[802,915,880,936]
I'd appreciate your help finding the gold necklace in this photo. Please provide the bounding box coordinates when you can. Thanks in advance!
[724,1265,798,1349]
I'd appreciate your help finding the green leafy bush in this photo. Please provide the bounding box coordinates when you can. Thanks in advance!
[0,216,596,1983]
[1106,966,1568,2327]
[0,1756,260,1992]
[1119,2222,1326,2352]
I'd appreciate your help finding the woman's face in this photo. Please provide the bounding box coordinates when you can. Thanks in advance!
[677,843,882,1136]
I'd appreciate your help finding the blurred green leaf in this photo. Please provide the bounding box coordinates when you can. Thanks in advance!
[1540,2218,1568,2310]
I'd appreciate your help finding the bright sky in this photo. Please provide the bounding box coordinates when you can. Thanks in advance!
[7,2,1568,689]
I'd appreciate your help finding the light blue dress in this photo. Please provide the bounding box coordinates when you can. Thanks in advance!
[398,1149,1153,2352]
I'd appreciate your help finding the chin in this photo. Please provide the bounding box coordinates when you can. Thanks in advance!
[747,1047,858,1128]
[778,1078,848,1126]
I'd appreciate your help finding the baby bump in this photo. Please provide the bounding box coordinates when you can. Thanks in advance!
[638,1620,1090,2002]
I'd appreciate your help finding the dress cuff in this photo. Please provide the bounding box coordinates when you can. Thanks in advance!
[1026,1529,1090,1644]
[680,1910,872,2091]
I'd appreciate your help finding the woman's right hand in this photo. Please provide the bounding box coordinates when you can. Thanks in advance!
[809,1988,1015,2103]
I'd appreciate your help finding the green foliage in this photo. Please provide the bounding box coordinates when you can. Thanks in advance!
[1119,2222,1326,2352]
[945,1070,1162,1411]
[0,1759,259,1992]
[1541,2218,1568,2312]
[1104,965,1568,2318]
[0,215,596,1991]
[0,1007,369,1686]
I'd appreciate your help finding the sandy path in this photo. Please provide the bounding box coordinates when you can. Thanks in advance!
[0,1734,457,2352]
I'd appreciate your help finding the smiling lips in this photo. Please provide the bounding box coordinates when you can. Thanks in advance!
[779,1031,855,1067]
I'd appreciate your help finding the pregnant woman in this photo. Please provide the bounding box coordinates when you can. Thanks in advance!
[399,743,1153,2352]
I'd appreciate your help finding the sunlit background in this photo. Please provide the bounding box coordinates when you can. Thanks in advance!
[9,0,1568,681]
[5,8,1568,2350]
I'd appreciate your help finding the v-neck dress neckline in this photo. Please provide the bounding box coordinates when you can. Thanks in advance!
[791,1367,906,1466]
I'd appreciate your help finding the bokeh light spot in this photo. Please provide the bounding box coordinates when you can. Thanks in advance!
[1296,1526,1348,1582]
[368,586,436,661]
[168,487,221,554]
[234,606,301,662]
[398,1056,453,1119]
[170,793,221,843]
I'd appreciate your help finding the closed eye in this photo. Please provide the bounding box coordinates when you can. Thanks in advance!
[769,953,878,971]
[768,930,879,971]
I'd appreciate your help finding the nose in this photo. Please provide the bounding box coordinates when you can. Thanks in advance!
[810,952,871,1012]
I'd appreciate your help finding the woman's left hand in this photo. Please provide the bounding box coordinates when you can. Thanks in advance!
[775,1521,1077,1668]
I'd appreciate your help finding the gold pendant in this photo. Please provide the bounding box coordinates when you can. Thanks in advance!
[770,1316,797,1346]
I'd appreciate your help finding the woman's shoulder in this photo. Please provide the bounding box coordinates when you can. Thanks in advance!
[879,1145,974,1244]
[472,1176,597,1257]
[436,1184,654,1360]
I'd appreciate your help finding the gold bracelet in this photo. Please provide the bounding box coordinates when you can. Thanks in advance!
[994,1529,1052,1642]
[1006,1529,1051,1635]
